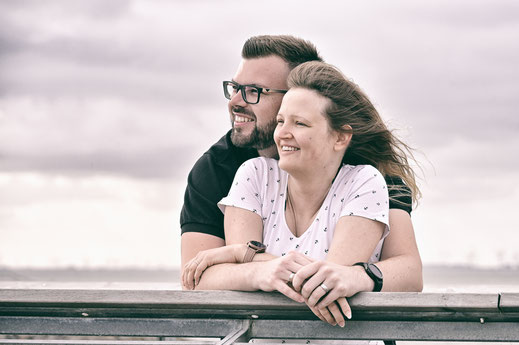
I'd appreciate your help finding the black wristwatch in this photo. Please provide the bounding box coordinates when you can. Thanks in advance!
[354,262,383,292]
[242,241,266,263]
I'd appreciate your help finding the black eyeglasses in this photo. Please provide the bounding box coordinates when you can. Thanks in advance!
[223,81,287,104]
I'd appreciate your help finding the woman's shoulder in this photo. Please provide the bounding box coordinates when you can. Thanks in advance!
[236,157,284,181]
[340,164,383,180]
[239,157,279,170]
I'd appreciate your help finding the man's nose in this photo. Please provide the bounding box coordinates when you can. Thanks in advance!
[229,89,247,107]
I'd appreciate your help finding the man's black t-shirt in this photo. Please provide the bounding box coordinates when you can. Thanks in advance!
[180,130,412,239]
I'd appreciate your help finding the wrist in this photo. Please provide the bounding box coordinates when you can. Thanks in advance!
[232,244,248,263]
[354,264,375,292]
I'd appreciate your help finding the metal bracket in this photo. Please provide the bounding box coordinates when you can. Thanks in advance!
[216,319,251,345]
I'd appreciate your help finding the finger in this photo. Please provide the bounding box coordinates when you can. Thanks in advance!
[292,262,321,291]
[186,261,198,290]
[316,287,343,310]
[318,306,336,326]
[193,261,208,286]
[308,305,326,323]
[327,301,345,327]
[275,281,304,303]
[300,271,327,299]
[336,297,352,320]
[182,263,192,290]
[290,251,315,265]
[306,282,328,307]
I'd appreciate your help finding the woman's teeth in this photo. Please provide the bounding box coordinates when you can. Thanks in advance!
[281,146,300,151]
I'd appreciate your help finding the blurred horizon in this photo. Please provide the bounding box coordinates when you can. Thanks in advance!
[1,0,519,270]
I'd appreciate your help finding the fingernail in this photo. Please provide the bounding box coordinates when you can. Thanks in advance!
[346,312,352,319]
[339,322,345,327]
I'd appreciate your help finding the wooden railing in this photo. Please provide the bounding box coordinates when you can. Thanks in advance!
[0,289,518,344]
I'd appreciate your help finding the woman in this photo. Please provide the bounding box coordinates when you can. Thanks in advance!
[182,61,419,327]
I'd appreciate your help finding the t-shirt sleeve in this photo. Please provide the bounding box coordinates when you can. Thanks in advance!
[386,175,413,214]
[339,165,390,229]
[180,153,228,239]
[218,159,263,216]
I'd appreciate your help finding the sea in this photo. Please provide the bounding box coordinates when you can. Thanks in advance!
[1,265,518,292]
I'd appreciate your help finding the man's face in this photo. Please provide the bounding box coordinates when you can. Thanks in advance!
[228,56,290,151]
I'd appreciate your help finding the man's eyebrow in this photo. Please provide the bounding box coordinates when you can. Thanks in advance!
[230,79,265,88]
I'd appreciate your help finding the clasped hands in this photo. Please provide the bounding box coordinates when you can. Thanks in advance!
[182,245,359,327]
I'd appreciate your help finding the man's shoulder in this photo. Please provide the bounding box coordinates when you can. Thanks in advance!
[193,130,257,170]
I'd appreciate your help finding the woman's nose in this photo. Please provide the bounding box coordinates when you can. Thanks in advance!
[276,123,293,139]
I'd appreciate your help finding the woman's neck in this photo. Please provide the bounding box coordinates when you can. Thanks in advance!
[285,161,342,236]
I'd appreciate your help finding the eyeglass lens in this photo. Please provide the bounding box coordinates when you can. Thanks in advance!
[224,82,260,104]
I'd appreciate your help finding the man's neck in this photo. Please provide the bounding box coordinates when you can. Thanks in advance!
[257,145,279,159]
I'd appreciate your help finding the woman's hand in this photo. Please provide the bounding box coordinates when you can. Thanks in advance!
[182,244,246,289]
[253,251,315,303]
[291,261,372,325]
[306,297,350,327]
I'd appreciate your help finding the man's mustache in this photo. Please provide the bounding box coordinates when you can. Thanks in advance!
[232,106,255,118]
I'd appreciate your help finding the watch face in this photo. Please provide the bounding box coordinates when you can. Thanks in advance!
[249,240,266,251]
[367,263,383,279]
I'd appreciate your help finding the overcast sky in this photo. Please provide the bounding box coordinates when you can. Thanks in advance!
[1,0,518,269]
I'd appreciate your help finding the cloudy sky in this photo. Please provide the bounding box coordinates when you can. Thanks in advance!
[1,0,518,269]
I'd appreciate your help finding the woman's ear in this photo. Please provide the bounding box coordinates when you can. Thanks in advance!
[334,125,353,151]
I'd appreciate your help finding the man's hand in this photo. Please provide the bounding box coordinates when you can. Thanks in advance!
[182,244,246,289]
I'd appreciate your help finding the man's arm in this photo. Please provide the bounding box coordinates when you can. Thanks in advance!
[377,208,423,292]
[181,232,224,289]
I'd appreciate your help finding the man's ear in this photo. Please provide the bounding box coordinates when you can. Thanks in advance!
[334,125,353,151]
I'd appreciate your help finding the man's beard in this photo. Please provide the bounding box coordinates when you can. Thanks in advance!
[230,109,277,150]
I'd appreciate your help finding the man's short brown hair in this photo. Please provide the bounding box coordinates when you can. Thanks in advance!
[242,35,323,70]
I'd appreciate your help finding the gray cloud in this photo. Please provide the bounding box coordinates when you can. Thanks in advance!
[0,0,518,180]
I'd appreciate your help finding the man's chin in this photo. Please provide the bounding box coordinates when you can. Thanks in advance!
[230,129,253,148]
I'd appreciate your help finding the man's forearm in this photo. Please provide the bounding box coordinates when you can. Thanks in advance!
[376,254,423,292]
[193,261,261,291]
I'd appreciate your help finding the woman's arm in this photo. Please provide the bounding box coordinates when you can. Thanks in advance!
[292,215,384,301]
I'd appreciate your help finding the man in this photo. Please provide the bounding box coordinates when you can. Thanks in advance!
[180,35,422,296]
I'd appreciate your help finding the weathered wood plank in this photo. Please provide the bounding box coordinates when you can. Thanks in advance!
[251,319,519,341]
[499,293,519,311]
[0,317,242,338]
[0,289,500,311]
[1,316,519,342]
[0,340,214,345]
[1,290,518,341]
[0,290,506,321]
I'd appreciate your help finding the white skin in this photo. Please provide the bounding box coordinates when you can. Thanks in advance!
[181,56,423,327]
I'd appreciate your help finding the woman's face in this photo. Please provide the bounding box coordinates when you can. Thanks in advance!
[274,88,343,176]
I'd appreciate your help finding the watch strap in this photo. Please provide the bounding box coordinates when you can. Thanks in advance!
[242,241,266,263]
[354,262,383,292]
[242,246,257,263]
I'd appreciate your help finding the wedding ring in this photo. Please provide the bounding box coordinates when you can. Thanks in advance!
[288,273,295,283]
[320,283,329,293]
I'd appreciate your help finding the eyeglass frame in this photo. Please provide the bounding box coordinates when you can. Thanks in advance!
[223,80,288,105]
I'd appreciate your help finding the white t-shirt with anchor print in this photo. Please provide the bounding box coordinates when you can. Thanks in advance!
[218,157,390,262]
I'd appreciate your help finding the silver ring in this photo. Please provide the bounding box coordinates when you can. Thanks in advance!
[320,283,329,293]
[288,273,295,283]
